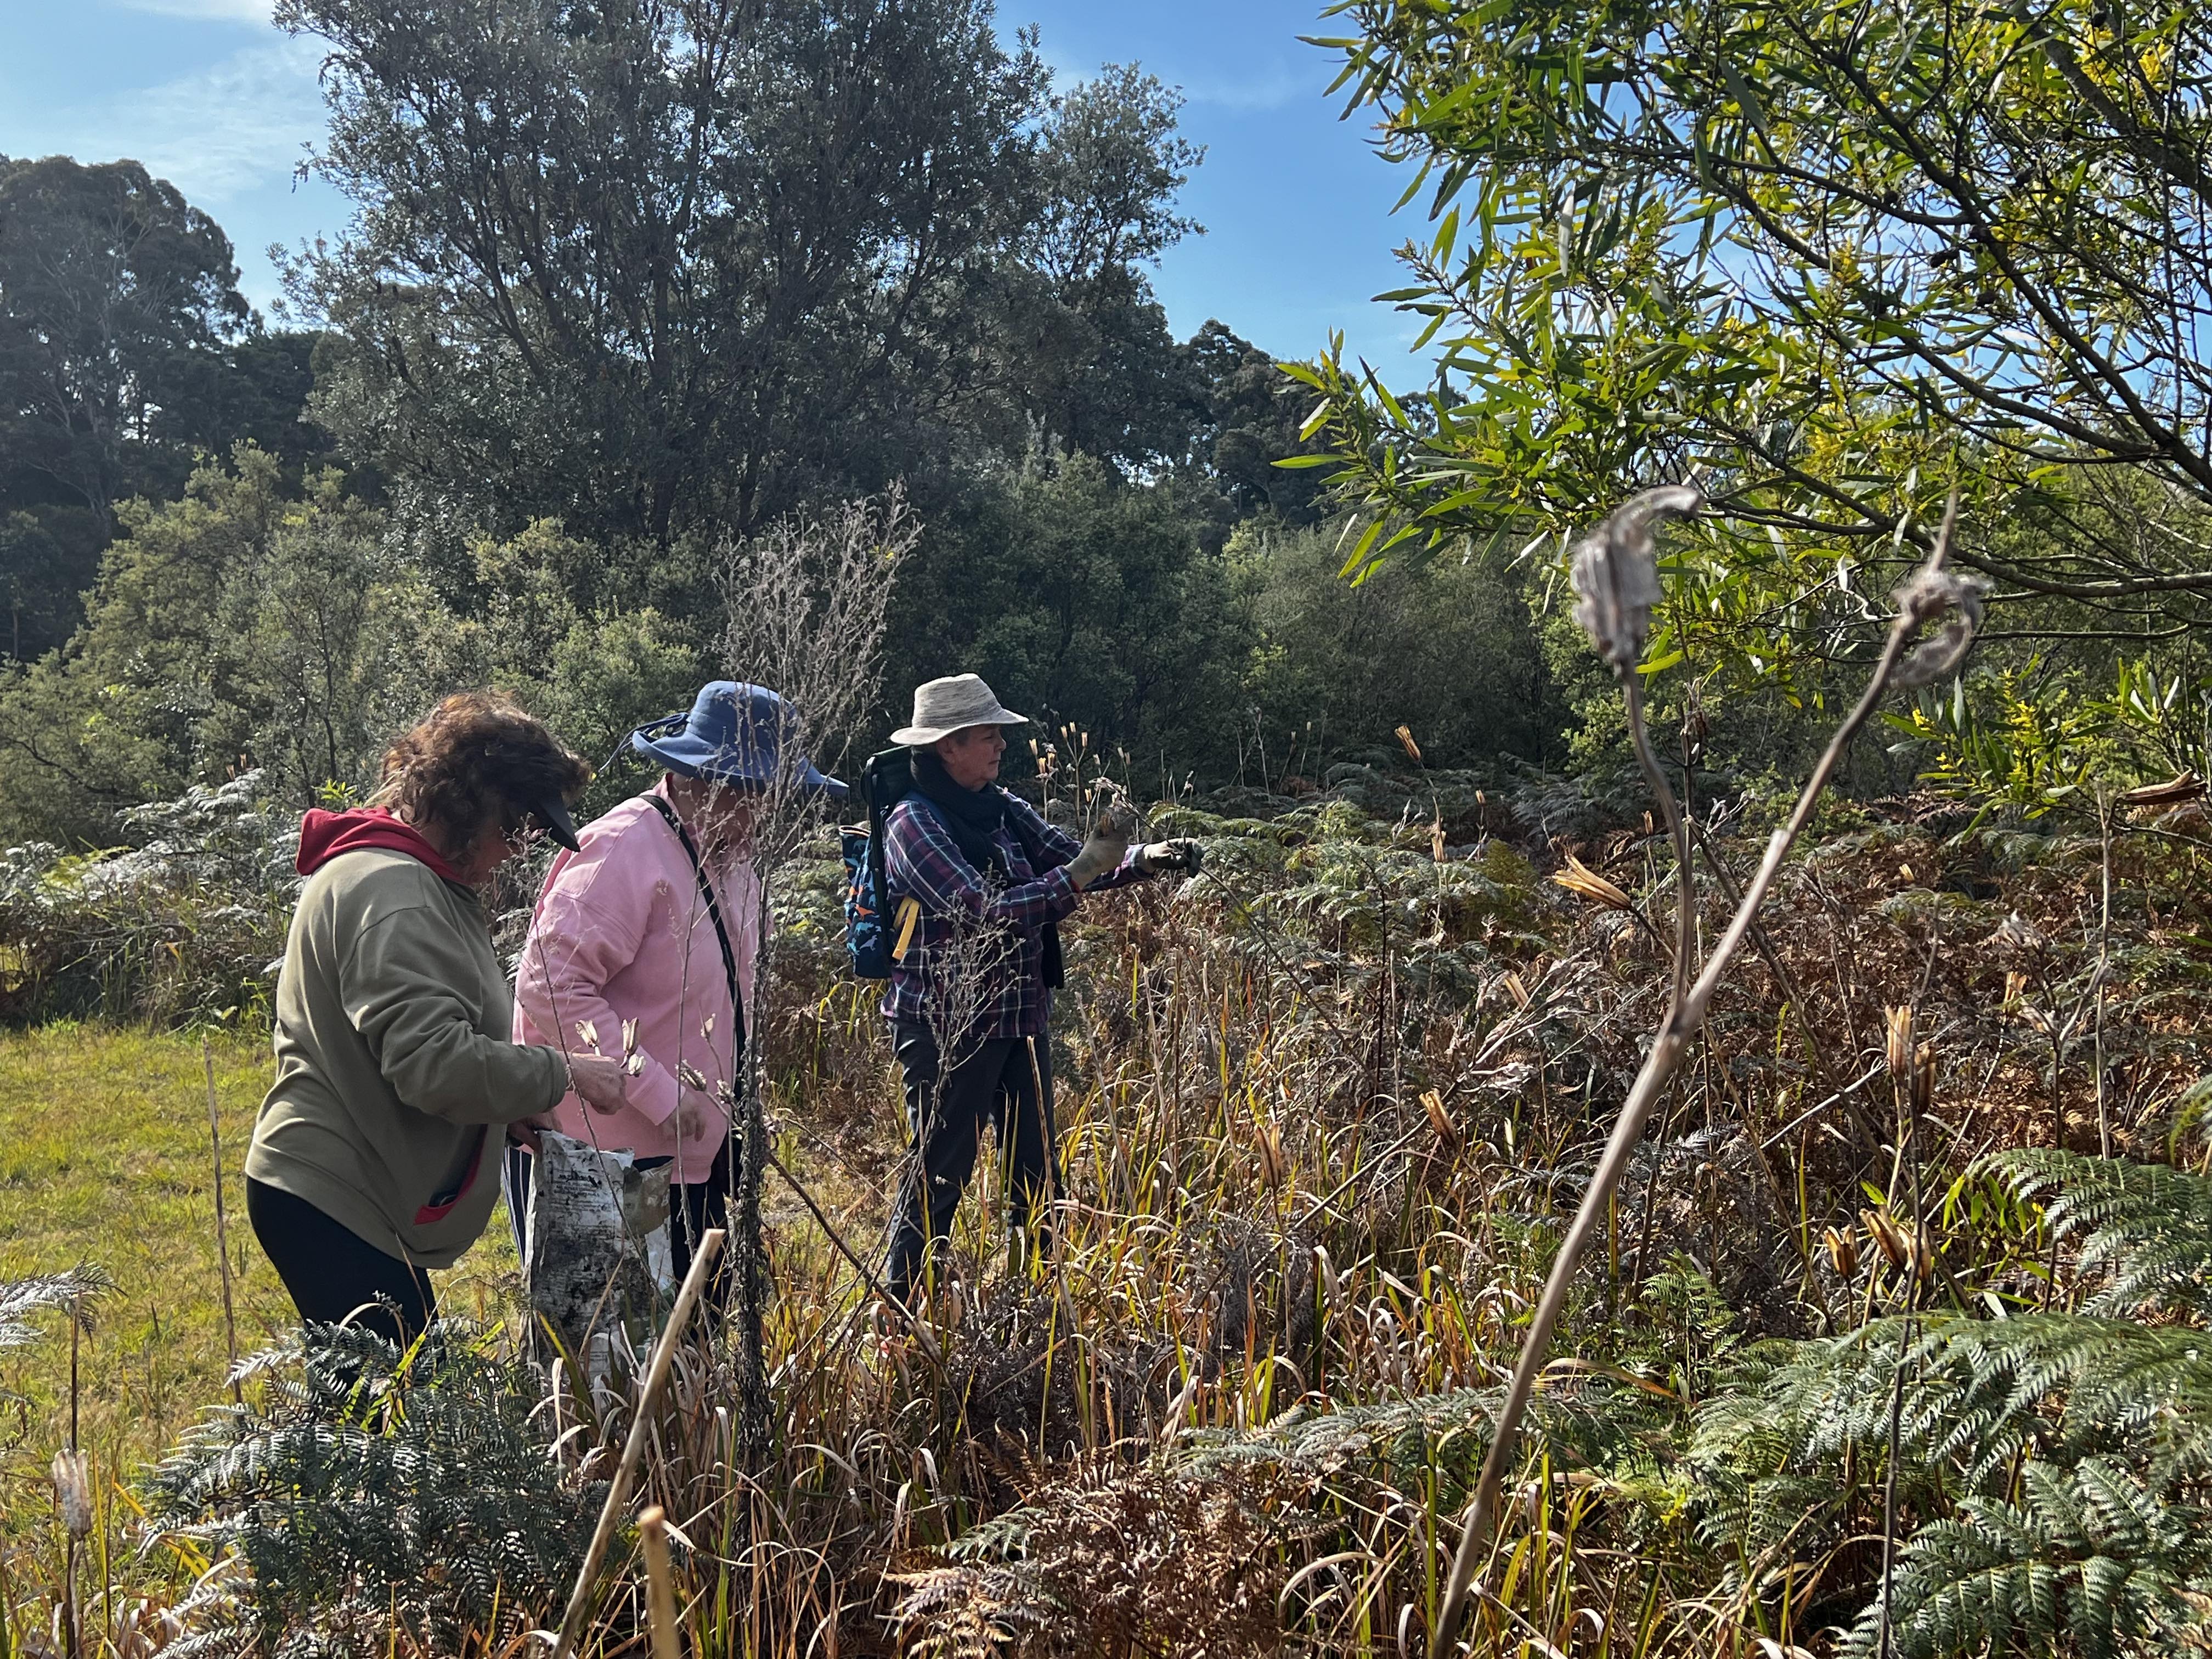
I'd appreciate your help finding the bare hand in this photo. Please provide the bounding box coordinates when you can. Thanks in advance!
[567,1052,629,1115]
[507,1114,551,1153]
[671,1090,725,1146]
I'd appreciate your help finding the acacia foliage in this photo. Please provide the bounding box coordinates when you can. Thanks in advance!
[1295,0,2212,680]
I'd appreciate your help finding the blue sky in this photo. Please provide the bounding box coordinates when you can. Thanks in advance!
[0,0,1433,371]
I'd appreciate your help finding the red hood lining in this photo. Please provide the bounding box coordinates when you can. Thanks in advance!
[296,808,466,884]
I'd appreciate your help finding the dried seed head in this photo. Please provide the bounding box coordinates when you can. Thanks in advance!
[2003,970,2030,1007]
[676,1061,709,1092]
[1421,1088,1456,1146]
[1885,1006,1915,1079]
[575,1019,601,1054]
[1256,1121,1286,1190]
[1863,1206,1910,1272]
[1395,725,1424,766]
[1553,853,1635,913]
[620,1018,639,1057]
[1568,485,1704,670]
[52,1448,91,1539]
[1822,1225,1858,1278]
[1890,566,1989,690]
[1913,1041,1938,1115]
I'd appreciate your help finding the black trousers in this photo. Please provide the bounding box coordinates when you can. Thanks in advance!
[504,1138,736,1300]
[247,1177,436,1346]
[884,1022,1056,1302]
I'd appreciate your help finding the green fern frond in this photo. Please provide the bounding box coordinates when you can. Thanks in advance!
[1839,1457,2212,1658]
[145,1321,601,1659]
[0,1263,111,1349]
[1181,1379,1673,1509]
[1691,1315,2212,1558]
[1992,1148,2212,1318]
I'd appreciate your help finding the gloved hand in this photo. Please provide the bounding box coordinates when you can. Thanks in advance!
[1065,829,1130,889]
[1133,839,1204,876]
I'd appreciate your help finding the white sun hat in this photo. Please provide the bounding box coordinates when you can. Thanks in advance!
[890,674,1032,746]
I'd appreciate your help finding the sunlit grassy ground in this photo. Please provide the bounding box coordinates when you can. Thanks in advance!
[0,1024,522,1537]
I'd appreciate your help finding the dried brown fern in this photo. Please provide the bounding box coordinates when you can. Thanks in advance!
[890,1457,1305,1658]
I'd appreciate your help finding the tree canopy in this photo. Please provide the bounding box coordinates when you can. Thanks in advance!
[278,0,1216,545]
[1296,0,2212,693]
[0,155,330,658]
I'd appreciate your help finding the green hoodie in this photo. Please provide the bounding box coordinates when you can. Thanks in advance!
[247,848,567,1268]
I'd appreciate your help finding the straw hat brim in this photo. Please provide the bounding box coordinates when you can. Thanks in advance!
[890,703,1031,747]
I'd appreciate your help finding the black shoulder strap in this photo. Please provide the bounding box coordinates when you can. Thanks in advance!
[646,794,747,1058]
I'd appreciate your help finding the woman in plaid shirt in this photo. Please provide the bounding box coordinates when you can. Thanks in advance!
[881,674,1197,1302]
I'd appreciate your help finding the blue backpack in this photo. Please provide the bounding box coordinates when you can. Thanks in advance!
[842,749,922,979]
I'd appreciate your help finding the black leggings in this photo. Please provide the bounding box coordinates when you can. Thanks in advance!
[247,1178,437,1346]
[884,1023,1055,1302]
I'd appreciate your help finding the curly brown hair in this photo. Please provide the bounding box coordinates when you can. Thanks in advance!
[371,692,592,855]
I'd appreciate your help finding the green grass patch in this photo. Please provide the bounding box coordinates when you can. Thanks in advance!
[0,1023,522,1531]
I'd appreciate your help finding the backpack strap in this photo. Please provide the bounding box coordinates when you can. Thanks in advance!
[646,794,747,1060]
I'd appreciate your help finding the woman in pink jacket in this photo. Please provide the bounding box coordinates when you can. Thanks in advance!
[509,682,845,1289]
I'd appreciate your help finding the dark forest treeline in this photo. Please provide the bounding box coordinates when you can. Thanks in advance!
[0,3,1567,848]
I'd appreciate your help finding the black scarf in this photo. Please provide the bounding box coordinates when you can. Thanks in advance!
[909,749,1011,876]
[908,747,1066,988]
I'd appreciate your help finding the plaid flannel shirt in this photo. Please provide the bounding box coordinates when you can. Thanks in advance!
[878,788,1141,1039]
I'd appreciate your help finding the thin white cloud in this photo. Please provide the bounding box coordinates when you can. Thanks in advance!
[1181,66,1310,114]
[113,0,275,21]
[22,37,325,205]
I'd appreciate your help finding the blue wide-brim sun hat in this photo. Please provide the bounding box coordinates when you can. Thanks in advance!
[630,681,849,798]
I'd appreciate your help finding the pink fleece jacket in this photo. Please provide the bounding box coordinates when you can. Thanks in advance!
[512,778,761,1184]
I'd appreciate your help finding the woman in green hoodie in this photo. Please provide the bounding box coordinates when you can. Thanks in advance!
[246,692,629,1343]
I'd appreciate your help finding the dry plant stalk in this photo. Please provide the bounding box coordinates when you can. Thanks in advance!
[551,1227,726,1659]
[1429,492,1985,1658]
[714,488,919,1449]
[639,1504,680,1659]
[202,1039,241,1404]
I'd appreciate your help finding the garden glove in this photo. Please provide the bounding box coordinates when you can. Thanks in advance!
[1134,839,1204,876]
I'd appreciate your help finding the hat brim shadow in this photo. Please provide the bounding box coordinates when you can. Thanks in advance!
[633,733,849,799]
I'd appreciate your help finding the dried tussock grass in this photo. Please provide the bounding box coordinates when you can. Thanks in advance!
[8,758,2212,1658]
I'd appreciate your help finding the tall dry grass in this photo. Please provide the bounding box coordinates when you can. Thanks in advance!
[8,777,2212,1657]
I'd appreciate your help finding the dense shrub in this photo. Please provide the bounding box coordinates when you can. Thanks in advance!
[0,771,296,1025]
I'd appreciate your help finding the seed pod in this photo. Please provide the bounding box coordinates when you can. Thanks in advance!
[575,1019,601,1054]
[1912,1042,1938,1116]
[1889,562,1988,690]
[1885,1006,1915,1079]
[1822,1226,1858,1278]
[1551,854,1635,913]
[1421,1088,1456,1147]
[1256,1121,1286,1190]
[1568,484,1704,670]
[1863,1206,1910,1272]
